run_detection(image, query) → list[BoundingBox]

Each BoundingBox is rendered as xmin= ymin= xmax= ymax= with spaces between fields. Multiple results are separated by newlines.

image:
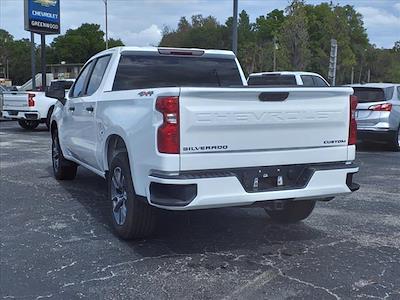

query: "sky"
xmin=0 ymin=0 xmax=399 ymax=49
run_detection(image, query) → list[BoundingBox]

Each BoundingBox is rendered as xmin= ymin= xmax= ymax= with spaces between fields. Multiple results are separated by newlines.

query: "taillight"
xmin=156 ymin=96 xmax=180 ymax=154
xmin=349 ymin=95 xmax=358 ymax=145
xmin=368 ymin=103 xmax=392 ymax=111
xmin=28 ymin=93 xmax=35 ymax=107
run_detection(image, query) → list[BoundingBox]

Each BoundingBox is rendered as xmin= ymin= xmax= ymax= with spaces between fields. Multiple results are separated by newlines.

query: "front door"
xmin=64 ymin=55 xmax=111 ymax=171
xmin=60 ymin=60 xmax=94 ymax=160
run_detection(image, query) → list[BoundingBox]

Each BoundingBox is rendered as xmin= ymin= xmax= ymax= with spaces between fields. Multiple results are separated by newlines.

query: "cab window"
xmin=301 ymin=75 xmax=314 ymax=86
xmin=312 ymin=76 xmax=328 ymax=87
xmin=247 ymin=74 xmax=296 ymax=86
xmin=70 ymin=61 xmax=94 ymax=98
xmin=86 ymin=55 xmax=111 ymax=96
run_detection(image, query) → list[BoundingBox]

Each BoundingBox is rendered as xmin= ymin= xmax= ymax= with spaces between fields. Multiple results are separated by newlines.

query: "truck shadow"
xmin=356 ymin=142 xmax=394 ymax=152
xmin=51 ymin=166 xmax=327 ymax=257
xmin=0 ymin=121 xmax=49 ymax=133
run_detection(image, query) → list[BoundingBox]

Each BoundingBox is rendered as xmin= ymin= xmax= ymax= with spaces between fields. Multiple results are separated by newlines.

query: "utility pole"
xmin=232 ymin=0 xmax=238 ymax=55
xmin=40 ymin=34 xmax=46 ymax=90
xmin=31 ymin=32 xmax=36 ymax=90
xmin=328 ymin=39 xmax=338 ymax=86
xmin=350 ymin=67 xmax=354 ymax=84
xmin=367 ymin=69 xmax=370 ymax=83
xmin=6 ymin=58 xmax=9 ymax=79
xmin=273 ymin=37 xmax=278 ymax=71
xmin=104 ymin=0 xmax=109 ymax=49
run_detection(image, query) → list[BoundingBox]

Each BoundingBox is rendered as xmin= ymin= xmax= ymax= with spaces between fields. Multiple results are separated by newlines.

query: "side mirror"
xmin=46 ymin=85 xmax=66 ymax=105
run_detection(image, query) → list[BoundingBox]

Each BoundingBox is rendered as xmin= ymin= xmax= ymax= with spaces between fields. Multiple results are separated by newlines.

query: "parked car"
xmin=349 ymin=83 xmax=400 ymax=151
xmin=247 ymin=71 xmax=330 ymax=87
xmin=47 ymin=47 xmax=359 ymax=239
xmin=0 ymin=85 xmax=6 ymax=119
xmin=1 ymin=79 xmax=74 ymax=130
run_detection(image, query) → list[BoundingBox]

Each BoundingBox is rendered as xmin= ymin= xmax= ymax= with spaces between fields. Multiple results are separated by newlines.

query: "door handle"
xmin=68 ymin=106 xmax=75 ymax=112
xmin=86 ymin=106 xmax=94 ymax=112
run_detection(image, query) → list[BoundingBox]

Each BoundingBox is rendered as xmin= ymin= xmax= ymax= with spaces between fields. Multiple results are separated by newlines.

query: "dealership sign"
xmin=24 ymin=0 xmax=60 ymax=34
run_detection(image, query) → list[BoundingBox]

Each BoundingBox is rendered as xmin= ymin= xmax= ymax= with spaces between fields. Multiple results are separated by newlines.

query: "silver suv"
xmin=350 ymin=83 xmax=400 ymax=151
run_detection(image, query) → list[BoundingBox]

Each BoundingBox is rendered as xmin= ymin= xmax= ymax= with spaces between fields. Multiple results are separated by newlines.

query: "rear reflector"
xmin=156 ymin=96 xmax=180 ymax=154
xmin=368 ymin=103 xmax=392 ymax=111
xmin=349 ymin=95 xmax=358 ymax=145
xmin=28 ymin=93 xmax=35 ymax=107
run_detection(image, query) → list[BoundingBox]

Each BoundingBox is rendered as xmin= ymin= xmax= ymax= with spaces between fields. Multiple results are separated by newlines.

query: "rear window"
xmin=248 ymin=74 xmax=297 ymax=86
xmin=112 ymin=54 xmax=243 ymax=91
xmin=353 ymin=87 xmax=394 ymax=103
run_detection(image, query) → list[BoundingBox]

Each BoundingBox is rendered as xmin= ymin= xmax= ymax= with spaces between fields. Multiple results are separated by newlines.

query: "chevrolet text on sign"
xmin=24 ymin=0 xmax=60 ymax=34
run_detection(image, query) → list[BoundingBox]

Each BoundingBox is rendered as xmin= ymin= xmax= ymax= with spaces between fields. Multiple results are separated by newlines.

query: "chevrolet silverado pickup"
xmin=47 ymin=47 xmax=359 ymax=239
xmin=2 ymin=79 xmax=74 ymax=130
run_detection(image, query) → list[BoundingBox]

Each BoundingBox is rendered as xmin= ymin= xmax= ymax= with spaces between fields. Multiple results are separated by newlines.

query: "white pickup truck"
xmin=48 ymin=47 xmax=359 ymax=239
xmin=2 ymin=79 xmax=74 ymax=130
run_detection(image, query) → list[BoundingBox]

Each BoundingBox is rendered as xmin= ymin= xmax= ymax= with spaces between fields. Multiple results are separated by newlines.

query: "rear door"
xmin=179 ymin=87 xmax=352 ymax=170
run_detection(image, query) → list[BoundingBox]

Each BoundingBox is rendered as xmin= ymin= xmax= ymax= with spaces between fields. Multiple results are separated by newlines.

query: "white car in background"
xmin=0 ymin=85 xmax=8 ymax=120
xmin=1 ymin=79 xmax=74 ymax=130
xmin=248 ymin=71 xmax=330 ymax=87
xmin=349 ymin=83 xmax=400 ymax=151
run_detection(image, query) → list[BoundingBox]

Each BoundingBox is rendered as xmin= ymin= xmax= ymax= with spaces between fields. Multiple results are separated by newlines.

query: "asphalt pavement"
xmin=0 ymin=121 xmax=399 ymax=299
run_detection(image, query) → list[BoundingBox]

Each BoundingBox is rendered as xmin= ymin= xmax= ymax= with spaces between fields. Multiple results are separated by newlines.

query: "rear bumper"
xmin=2 ymin=110 xmax=41 ymax=120
xmin=146 ymin=162 xmax=359 ymax=210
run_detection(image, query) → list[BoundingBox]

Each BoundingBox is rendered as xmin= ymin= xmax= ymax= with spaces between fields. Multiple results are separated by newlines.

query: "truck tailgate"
xmin=2 ymin=92 xmax=30 ymax=109
xmin=179 ymin=87 xmax=353 ymax=170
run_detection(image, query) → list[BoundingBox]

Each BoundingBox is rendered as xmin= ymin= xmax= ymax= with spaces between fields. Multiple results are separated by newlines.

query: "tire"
xmin=265 ymin=200 xmax=316 ymax=223
xmin=52 ymin=130 xmax=77 ymax=180
xmin=18 ymin=119 xmax=39 ymax=130
xmin=108 ymin=152 xmax=156 ymax=239
xmin=46 ymin=106 xmax=54 ymax=130
xmin=388 ymin=126 xmax=400 ymax=152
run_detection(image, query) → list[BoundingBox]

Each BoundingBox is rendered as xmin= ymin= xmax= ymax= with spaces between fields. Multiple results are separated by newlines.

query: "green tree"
xmin=7 ymin=39 xmax=33 ymax=84
xmin=255 ymin=9 xmax=285 ymax=44
xmin=159 ymin=15 xmax=227 ymax=49
xmin=49 ymin=23 xmax=123 ymax=64
xmin=0 ymin=29 xmax=34 ymax=84
xmin=254 ymin=10 xmax=286 ymax=72
xmin=0 ymin=29 xmax=14 ymax=65
xmin=278 ymin=0 xmax=310 ymax=70
xmin=108 ymin=38 xmax=124 ymax=48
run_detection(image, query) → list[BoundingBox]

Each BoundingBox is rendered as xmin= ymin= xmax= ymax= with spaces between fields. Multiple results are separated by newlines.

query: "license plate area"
xmin=239 ymin=165 xmax=313 ymax=193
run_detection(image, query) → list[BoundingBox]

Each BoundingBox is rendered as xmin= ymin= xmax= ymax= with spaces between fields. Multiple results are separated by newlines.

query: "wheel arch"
xmin=47 ymin=104 xmax=55 ymax=116
xmin=105 ymin=134 xmax=129 ymax=170
xmin=50 ymin=120 xmax=58 ymax=136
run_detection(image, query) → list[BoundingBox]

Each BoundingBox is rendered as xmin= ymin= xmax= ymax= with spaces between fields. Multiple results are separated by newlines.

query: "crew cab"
xmin=48 ymin=47 xmax=359 ymax=239
xmin=1 ymin=79 xmax=74 ymax=130
xmin=248 ymin=71 xmax=329 ymax=87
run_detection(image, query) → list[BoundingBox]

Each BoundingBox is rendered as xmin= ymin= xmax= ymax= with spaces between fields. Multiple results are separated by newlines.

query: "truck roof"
xmin=348 ymin=83 xmax=399 ymax=88
xmin=93 ymin=46 xmax=236 ymax=59
xmin=249 ymin=71 xmax=324 ymax=77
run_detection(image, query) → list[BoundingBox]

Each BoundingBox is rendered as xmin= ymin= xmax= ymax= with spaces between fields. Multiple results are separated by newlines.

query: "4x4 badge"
xmin=138 ymin=91 xmax=154 ymax=97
